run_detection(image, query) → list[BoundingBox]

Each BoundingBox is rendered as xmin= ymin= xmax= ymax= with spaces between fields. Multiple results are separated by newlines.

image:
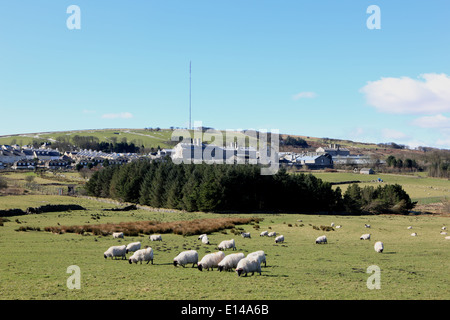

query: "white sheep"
xmin=241 ymin=232 xmax=251 ymax=238
xmin=218 ymin=252 xmax=245 ymax=272
xmin=336 ymin=225 xmax=342 ymax=229
xmin=267 ymin=231 xmax=277 ymax=237
xmin=411 ymin=232 xmax=417 ymax=236
xmin=198 ymin=234 xmax=207 ymax=240
xmin=202 ymin=235 xmax=210 ymax=245
xmin=104 ymin=245 xmax=127 ymax=260
xmin=364 ymin=224 xmax=371 ymax=228
xmin=247 ymin=250 xmax=266 ymax=267
xmin=331 ymin=222 xmax=335 ymax=227
xmin=218 ymin=239 xmax=236 ymax=251
xmin=260 ymin=231 xmax=268 ymax=237
xmin=407 ymin=226 xmax=413 ymax=229
xmin=442 ymin=226 xmax=447 ymax=231
xmin=198 ymin=251 xmax=225 ymax=271
xmin=112 ymin=232 xmax=124 ymax=239
xmin=440 ymin=231 xmax=448 ymax=235
xmin=173 ymin=250 xmax=198 ymax=268
xmin=149 ymin=234 xmax=162 ymax=241
xmin=315 ymin=235 xmax=327 ymax=244
xmin=360 ymin=233 xmax=371 ymax=240
xmin=235 ymin=256 xmax=262 ymax=277
xmin=126 ymin=241 xmax=141 ymax=253
xmin=128 ymin=247 xmax=154 ymax=265
xmin=374 ymin=241 xmax=384 ymax=253
xmin=275 ymin=235 xmax=284 ymax=243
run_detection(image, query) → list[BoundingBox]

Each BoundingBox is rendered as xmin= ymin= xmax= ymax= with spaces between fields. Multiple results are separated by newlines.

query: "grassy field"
xmin=0 ymin=128 xmax=257 ymax=150
xmin=0 ymin=194 xmax=449 ymax=300
xmin=310 ymin=171 xmax=450 ymax=205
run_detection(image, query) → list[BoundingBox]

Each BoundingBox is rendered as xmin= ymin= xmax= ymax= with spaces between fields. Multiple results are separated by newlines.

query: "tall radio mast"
xmin=189 ymin=61 xmax=192 ymax=130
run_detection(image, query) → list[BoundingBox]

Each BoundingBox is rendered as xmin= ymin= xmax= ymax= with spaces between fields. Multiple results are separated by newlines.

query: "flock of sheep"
xmin=103 ymin=221 xmax=449 ymax=276
xmin=103 ymin=231 xmax=269 ymax=276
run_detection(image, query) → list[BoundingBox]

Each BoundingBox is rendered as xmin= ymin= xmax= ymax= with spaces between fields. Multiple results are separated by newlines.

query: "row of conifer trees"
xmin=85 ymin=159 xmax=415 ymax=214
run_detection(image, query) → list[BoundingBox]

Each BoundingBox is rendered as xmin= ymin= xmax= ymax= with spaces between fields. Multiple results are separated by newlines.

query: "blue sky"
xmin=1 ymin=1 xmax=449 ymax=149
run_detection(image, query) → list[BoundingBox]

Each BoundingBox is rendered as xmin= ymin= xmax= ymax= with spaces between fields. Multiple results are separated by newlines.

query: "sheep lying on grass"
xmin=173 ymin=250 xmax=198 ymax=268
xmin=247 ymin=250 xmax=266 ymax=267
xmin=198 ymin=251 xmax=225 ymax=271
xmin=218 ymin=239 xmax=236 ymax=251
xmin=129 ymin=247 xmax=153 ymax=265
xmin=235 ymin=256 xmax=262 ymax=277
xmin=360 ymin=234 xmax=371 ymax=240
xmin=104 ymin=245 xmax=127 ymax=260
xmin=218 ymin=253 xmax=245 ymax=272
xmin=126 ymin=241 xmax=141 ymax=253
xmin=150 ymin=234 xmax=162 ymax=241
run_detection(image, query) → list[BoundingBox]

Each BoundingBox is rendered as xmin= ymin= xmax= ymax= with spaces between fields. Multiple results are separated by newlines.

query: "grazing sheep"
xmin=275 ymin=235 xmax=284 ymax=243
xmin=128 ymin=247 xmax=154 ymax=265
xmin=374 ymin=241 xmax=384 ymax=253
xmin=235 ymin=256 xmax=262 ymax=277
xmin=411 ymin=232 xmax=417 ymax=236
xmin=247 ymin=250 xmax=266 ymax=267
xmin=441 ymin=231 xmax=448 ymax=235
xmin=336 ymin=225 xmax=342 ymax=229
xmin=260 ymin=231 xmax=268 ymax=237
xmin=360 ymin=234 xmax=371 ymax=240
xmin=407 ymin=226 xmax=413 ymax=229
xmin=364 ymin=224 xmax=371 ymax=228
xmin=173 ymin=250 xmax=198 ymax=268
xmin=149 ymin=234 xmax=162 ymax=241
xmin=442 ymin=226 xmax=447 ymax=231
xmin=315 ymin=235 xmax=327 ymax=244
xmin=267 ymin=232 xmax=277 ymax=237
xmin=198 ymin=234 xmax=207 ymax=240
xmin=126 ymin=241 xmax=141 ymax=253
xmin=241 ymin=232 xmax=251 ymax=239
xmin=218 ymin=252 xmax=245 ymax=272
xmin=202 ymin=235 xmax=210 ymax=245
xmin=218 ymin=239 xmax=236 ymax=251
xmin=112 ymin=232 xmax=124 ymax=239
xmin=198 ymin=251 xmax=225 ymax=271
xmin=331 ymin=222 xmax=335 ymax=227
xmin=104 ymin=245 xmax=127 ymax=260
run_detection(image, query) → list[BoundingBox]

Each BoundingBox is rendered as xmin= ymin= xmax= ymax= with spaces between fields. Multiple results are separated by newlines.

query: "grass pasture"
xmin=311 ymin=172 xmax=450 ymax=205
xmin=0 ymin=195 xmax=449 ymax=300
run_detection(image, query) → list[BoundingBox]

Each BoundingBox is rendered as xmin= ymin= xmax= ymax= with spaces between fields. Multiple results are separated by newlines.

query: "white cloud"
xmin=292 ymin=92 xmax=317 ymax=100
xmin=360 ymin=73 xmax=450 ymax=114
xmin=411 ymin=114 xmax=450 ymax=128
xmin=381 ymin=128 xmax=408 ymax=140
xmin=101 ymin=112 xmax=133 ymax=119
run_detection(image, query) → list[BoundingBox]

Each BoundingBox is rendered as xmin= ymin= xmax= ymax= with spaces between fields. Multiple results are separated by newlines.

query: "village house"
xmin=45 ymin=160 xmax=69 ymax=170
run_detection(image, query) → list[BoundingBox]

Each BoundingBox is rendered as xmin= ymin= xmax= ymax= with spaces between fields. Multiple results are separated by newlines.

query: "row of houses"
xmin=0 ymin=145 xmax=137 ymax=171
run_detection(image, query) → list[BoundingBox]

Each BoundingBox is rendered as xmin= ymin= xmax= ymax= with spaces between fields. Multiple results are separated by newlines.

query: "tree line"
xmin=84 ymin=159 xmax=415 ymax=214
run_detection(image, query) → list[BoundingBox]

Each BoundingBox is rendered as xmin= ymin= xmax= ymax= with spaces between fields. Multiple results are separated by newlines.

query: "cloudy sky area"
xmin=0 ymin=1 xmax=449 ymax=149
